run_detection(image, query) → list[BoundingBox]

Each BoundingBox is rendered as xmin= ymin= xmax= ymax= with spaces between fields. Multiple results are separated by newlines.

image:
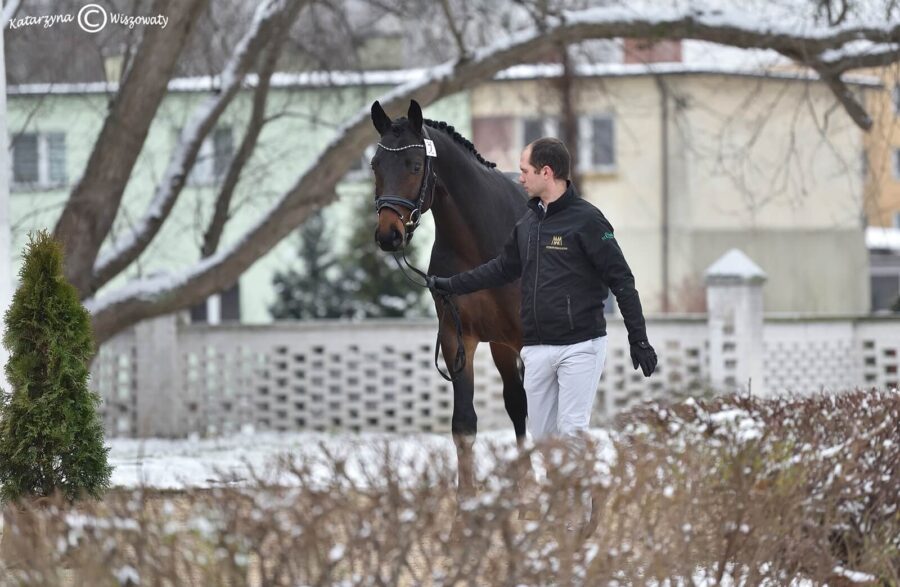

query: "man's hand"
xmin=630 ymin=340 xmax=657 ymax=377
xmin=426 ymin=275 xmax=453 ymax=296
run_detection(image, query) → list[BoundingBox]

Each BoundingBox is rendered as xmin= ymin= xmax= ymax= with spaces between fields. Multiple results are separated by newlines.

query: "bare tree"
xmin=6 ymin=0 xmax=899 ymax=343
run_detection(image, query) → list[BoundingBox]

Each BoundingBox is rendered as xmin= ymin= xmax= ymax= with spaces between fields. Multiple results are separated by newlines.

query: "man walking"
xmin=427 ymin=137 xmax=657 ymax=445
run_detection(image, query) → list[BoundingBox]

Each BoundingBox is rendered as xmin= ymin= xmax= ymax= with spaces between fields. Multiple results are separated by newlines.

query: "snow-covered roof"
xmin=867 ymin=226 xmax=900 ymax=251
xmin=496 ymin=62 xmax=881 ymax=86
xmin=7 ymin=62 xmax=881 ymax=96
xmin=705 ymin=249 xmax=767 ymax=283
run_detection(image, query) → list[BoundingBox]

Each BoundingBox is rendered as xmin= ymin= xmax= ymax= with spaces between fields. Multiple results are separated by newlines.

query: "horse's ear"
xmin=408 ymin=100 xmax=423 ymax=134
xmin=371 ymin=101 xmax=392 ymax=135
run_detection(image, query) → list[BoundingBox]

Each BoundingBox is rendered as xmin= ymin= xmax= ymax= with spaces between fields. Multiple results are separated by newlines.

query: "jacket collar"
xmin=527 ymin=181 xmax=578 ymax=218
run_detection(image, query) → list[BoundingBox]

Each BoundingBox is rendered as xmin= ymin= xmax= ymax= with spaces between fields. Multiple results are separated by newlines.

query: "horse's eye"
xmin=413 ymin=163 xmax=422 ymax=173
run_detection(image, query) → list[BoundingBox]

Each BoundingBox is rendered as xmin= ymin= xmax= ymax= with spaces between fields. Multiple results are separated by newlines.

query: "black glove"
xmin=630 ymin=340 xmax=657 ymax=377
xmin=426 ymin=275 xmax=454 ymax=296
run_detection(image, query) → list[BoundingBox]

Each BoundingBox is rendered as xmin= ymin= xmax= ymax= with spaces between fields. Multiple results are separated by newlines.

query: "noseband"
xmin=374 ymin=126 xmax=438 ymax=243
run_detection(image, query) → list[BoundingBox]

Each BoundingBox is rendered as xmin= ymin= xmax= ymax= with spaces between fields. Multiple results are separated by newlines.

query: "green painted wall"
xmin=7 ymin=84 xmax=470 ymax=323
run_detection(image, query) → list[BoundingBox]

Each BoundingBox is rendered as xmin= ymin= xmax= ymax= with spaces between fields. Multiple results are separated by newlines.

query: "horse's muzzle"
xmin=375 ymin=226 xmax=405 ymax=252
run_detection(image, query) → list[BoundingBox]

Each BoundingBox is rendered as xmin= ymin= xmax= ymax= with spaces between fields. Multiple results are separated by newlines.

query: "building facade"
xmin=6 ymin=64 xmax=881 ymax=322
xmin=472 ymin=65 xmax=875 ymax=315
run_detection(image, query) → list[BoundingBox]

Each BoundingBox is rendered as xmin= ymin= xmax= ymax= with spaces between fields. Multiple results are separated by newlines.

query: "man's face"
xmin=518 ymin=146 xmax=545 ymax=197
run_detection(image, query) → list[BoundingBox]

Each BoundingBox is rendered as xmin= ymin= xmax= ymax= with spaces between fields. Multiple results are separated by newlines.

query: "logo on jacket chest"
xmin=546 ymin=235 xmax=568 ymax=251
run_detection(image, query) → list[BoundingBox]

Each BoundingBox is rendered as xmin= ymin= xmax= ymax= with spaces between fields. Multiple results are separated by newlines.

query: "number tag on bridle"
xmin=423 ymin=138 xmax=437 ymax=158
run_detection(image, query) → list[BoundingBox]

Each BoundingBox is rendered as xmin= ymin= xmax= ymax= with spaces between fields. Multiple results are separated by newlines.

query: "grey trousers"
xmin=519 ymin=336 xmax=607 ymax=441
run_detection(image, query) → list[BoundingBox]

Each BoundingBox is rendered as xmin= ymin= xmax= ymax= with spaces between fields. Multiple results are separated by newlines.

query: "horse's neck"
xmin=429 ymin=134 xmax=514 ymax=265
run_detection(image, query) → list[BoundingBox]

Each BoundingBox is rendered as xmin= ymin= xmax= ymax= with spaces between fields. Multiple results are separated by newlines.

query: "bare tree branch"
xmin=84 ymin=4 xmax=900 ymax=343
xmin=821 ymin=43 xmax=900 ymax=73
xmin=0 ymin=0 xmax=23 ymax=29
xmin=52 ymin=0 xmax=209 ymax=295
xmin=817 ymin=71 xmax=873 ymax=129
xmin=438 ymin=0 xmax=469 ymax=59
xmin=89 ymin=0 xmax=308 ymax=295
xmin=199 ymin=7 xmax=298 ymax=258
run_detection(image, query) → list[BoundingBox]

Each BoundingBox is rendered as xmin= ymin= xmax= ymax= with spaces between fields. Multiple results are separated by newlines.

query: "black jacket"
xmin=448 ymin=183 xmax=648 ymax=346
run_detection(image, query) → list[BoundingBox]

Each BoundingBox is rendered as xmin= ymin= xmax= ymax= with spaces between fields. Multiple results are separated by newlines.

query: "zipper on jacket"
xmin=532 ymin=217 xmax=543 ymax=343
xmin=566 ymin=294 xmax=574 ymax=331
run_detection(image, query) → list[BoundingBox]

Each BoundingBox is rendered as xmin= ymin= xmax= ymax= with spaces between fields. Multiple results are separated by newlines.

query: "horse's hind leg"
xmin=489 ymin=343 xmax=527 ymax=447
xmin=490 ymin=342 xmax=539 ymax=519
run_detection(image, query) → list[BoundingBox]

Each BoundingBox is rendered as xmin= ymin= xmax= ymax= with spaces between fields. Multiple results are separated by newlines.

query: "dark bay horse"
xmin=370 ymin=100 xmax=527 ymax=495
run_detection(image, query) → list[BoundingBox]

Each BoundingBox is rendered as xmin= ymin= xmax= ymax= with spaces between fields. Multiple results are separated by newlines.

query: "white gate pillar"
xmin=705 ymin=249 xmax=767 ymax=395
xmin=135 ymin=314 xmax=185 ymax=437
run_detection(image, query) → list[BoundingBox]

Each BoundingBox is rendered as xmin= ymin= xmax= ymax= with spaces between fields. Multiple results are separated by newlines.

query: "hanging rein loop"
xmin=374 ymin=127 xmax=466 ymax=382
xmin=391 ymin=251 xmax=466 ymax=382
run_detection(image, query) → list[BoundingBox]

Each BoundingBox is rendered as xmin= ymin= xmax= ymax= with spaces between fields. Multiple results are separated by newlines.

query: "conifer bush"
xmin=0 ymin=231 xmax=111 ymax=502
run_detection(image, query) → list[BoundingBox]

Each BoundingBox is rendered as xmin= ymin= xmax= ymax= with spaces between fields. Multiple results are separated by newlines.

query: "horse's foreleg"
xmin=440 ymin=329 xmax=480 ymax=498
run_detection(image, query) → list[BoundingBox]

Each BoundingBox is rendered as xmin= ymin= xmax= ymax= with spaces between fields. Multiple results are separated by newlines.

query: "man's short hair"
xmin=528 ymin=137 xmax=570 ymax=181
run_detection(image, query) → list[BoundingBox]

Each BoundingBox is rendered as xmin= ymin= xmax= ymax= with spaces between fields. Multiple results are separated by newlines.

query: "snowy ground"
xmin=107 ymin=429 xmax=616 ymax=490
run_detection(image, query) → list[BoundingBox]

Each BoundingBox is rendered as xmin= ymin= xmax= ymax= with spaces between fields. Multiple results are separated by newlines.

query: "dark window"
xmin=189 ymin=282 xmax=241 ymax=323
xmin=871 ymin=274 xmax=900 ymax=311
xmin=47 ymin=132 xmax=67 ymax=183
xmin=591 ymin=118 xmax=615 ymax=168
xmin=523 ymin=119 xmax=545 ymax=146
xmin=893 ymin=83 xmax=900 ymax=116
xmin=12 ymin=133 xmax=39 ymax=184
xmin=189 ymin=299 xmax=208 ymax=323
xmin=184 ymin=126 xmax=233 ymax=186
xmin=212 ymin=127 xmax=233 ymax=180
xmin=221 ymin=282 xmax=241 ymax=322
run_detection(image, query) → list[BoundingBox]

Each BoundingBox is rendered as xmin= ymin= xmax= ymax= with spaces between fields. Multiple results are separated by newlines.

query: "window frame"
xmin=871 ymin=270 xmax=900 ymax=312
xmin=519 ymin=115 xmax=617 ymax=174
xmin=10 ymin=131 xmax=68 ymax=192
xmin=183 ymin=126 xmax=233 ymax=187
xmin=578 ymin=115 xmax=616 ymax=174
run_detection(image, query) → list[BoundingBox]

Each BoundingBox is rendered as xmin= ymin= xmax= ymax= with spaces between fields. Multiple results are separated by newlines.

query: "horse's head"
xmin=369 ymin=99 xmax=434 ymax=252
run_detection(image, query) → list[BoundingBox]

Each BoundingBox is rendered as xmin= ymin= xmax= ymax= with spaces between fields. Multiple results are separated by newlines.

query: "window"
xmin=522 ymin=118 xmax=559 ymax=148
xmin=894 ymin=148 xmax=900 ymax=180
xmin=185 ymin=127 xmax=233 ymax=186
xmin=871 ymin=274 xmax=900 ymax=312
xmin=10 ymin=132 xmax=67 ymax=190
xmin=893 ymin=83 xmax=900 ymax=116
xmin=344 ymin=144 xmax=377 ymax=181
xmin=520 ymin=116 xmax=616 ymax=173
xmin=190 ymin=282 xmax=241 ymax=324
xmin=579 ymin=116 xmax=616 ymax=172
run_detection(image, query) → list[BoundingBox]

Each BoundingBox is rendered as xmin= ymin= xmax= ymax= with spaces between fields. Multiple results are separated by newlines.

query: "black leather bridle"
xmin=373 ymin=126 xmax=438 ymax=244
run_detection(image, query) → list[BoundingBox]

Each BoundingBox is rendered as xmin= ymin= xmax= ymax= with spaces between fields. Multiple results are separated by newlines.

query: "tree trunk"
xmin=53 ymin=0 xmax=209 ymax=296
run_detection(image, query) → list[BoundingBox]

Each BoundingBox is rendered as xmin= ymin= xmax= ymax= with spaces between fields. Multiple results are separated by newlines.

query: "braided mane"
xmin=423 ymin=119 xmax=496 ymax=169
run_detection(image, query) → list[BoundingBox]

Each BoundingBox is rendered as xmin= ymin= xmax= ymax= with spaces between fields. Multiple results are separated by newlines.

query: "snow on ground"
xmin=107 ymin=429 xmax=616 ymax=490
